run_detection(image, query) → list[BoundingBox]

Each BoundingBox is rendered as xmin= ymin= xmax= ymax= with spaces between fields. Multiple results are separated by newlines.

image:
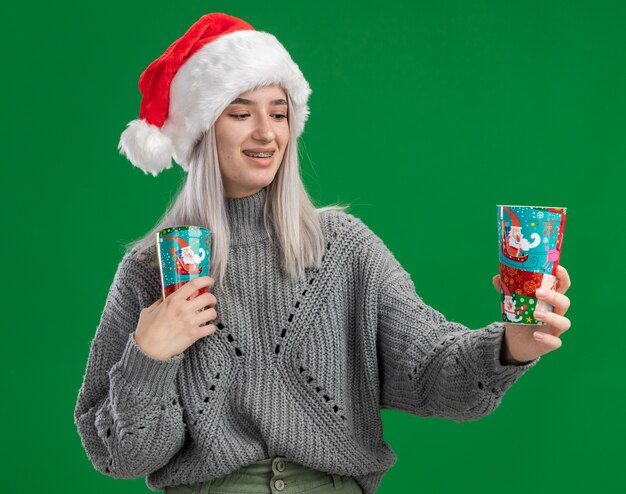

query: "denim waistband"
xmin=166 ymin=457 xmax=360 ymax=494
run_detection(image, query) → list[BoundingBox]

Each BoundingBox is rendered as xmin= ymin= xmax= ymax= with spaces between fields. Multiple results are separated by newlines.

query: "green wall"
xmin=3 ymin=1 xmax=623 ymax=492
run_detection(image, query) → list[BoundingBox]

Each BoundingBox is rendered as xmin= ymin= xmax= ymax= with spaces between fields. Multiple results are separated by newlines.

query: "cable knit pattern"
xmin=74 ymin=188 xmax=539 ymax=493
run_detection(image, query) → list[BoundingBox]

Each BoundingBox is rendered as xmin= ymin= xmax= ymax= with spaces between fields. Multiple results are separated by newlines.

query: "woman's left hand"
xmin=493 ymin=265 xmax=572 ymax=364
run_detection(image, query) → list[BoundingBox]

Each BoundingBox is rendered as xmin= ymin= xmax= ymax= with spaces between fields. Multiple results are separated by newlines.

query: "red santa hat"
xmin=160 ymin=236 xmax=189 ymax=249
xmin=503 ymin=207 xmax=521 ymax=228
xmin=118 ymin=13 xmax=312 ymax=177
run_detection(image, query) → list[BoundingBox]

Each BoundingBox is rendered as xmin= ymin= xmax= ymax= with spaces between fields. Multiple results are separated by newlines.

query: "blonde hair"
xmin=123 ymin=93 xmax=350 ymax=284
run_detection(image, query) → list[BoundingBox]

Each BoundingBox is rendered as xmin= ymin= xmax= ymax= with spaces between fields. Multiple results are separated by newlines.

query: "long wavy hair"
xmin=123 ymin=92 xmax=350 ymax=284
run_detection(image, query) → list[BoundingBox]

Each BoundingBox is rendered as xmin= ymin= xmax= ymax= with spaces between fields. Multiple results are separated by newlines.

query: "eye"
xmin=228 ymin=114 xmax=250 ymax=120
xmin=271 ymin=114 xmax=288 ymax=120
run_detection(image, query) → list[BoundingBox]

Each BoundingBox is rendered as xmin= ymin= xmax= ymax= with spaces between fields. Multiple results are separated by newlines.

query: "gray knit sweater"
xmin=74 ymin=188 xmax=538 ymax=493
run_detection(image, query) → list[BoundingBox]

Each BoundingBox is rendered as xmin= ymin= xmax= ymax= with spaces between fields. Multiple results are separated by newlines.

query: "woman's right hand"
xmin=134 ymin=276 xmax=217 ymax=360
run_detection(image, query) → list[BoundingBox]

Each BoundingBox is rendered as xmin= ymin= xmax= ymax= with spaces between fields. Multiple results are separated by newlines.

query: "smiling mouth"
xmin=243 ymin=150 xmax=274 ymax=158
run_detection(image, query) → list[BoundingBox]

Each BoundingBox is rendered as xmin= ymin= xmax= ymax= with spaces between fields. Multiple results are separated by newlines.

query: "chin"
xmin=252 ymin=172 xmax=279 ymax=187
xmin=242 ymin=180 xmax=274 ymax=194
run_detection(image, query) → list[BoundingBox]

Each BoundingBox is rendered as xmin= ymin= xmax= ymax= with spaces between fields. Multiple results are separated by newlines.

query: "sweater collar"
xmin=225 ymin=187 xmax=272 ymax=245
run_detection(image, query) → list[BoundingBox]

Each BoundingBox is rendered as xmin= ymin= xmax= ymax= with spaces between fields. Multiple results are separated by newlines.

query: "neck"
xmin=225 ymin=187 xmax=271 ymax=245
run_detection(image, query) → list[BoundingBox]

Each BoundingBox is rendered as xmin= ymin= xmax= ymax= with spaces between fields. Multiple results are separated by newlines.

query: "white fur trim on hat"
xmin=165 ymin=30 xmax=311 ymax=171
xmin=118 ymin=119 xmax=174 ymax=177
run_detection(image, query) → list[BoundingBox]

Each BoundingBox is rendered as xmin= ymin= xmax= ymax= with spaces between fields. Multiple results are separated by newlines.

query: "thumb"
xmin=492 ymin=274 xmax=502 ymax=292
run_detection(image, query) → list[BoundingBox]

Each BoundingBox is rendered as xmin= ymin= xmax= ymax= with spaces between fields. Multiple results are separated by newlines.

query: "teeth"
xmin=244 ymin=151 xmax=273 ymax=158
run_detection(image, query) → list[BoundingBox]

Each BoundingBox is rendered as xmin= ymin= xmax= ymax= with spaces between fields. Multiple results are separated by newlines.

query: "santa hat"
xmin=160 ymin=236 xmax=189 ymax=249
xmin=118 ymin=13 xmax=312 ymax=177
xmin=503 ymin=207 xmax=521 ymax=228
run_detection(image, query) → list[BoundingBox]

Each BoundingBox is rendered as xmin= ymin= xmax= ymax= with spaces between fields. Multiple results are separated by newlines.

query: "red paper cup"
xmin=156 ymin=226 xmax=212 ymax=324
xmin=497 ymin=204 xmax=567 ymax=325
xmin=499 ymin=263 xmax=556 ymax=325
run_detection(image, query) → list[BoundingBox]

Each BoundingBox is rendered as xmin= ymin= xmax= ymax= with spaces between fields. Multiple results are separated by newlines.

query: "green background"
xmin=3 ymin=0 xmax=624 ymax=492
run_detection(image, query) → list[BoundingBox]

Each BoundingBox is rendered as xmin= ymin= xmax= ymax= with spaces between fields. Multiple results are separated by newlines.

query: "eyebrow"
xmin=230 ymin=97 xmax=288 ymax=106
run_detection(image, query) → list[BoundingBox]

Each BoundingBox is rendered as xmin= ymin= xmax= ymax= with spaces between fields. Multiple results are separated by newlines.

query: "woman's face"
xmin=215 ymin=85 xmax=290 ymax=199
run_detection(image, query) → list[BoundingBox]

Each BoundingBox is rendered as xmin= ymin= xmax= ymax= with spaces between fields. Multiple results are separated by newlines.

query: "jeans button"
xmin=276 ymin=460 xmax=286 ymax=472
xmin=274 ymin=479 xmax=285 ymax=491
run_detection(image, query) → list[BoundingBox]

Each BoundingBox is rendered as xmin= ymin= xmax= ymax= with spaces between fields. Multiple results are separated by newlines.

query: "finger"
xmin=535 ymin=288 xmax=570 ymax=315
xmin=194 ymin=307 xmax=218 ymax=325
xmin=175 ymin=276 xmax=215 ymax=301
xmin=191 ymin=323 xmax=217 ymax=340
xmin=533 ymin=310 xmax=571 ymax=336
xmin=493 ymin=274 xmax=502 ymax=292
xmin=190 ymin=292 xmax=217 ymax=312
xmin=555 ymin=265 xmax=571 ymax=294
xmin=187 ymin=290 xmax=199 ymax=300
xmin=533 ymin=330 xmax=563 ymax=353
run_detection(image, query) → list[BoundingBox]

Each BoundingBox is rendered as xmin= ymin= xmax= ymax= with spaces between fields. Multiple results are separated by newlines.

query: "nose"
xmin=252 ymin=114 xmax=276 ymax=142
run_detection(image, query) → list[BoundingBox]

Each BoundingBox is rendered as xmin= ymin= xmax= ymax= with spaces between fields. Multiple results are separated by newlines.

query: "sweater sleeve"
xmin=375 ymin=247 xmax=539 ymax=422
xmin=74 ymin=252 xmax=186 ymax=478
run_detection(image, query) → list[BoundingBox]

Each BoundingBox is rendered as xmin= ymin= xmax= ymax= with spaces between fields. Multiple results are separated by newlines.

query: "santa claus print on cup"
xmin=156 ymin=225 xmax=212 ymax=299
xmin=497 ymin=205 xmax=567 ymax=325
xmin=499 ymin=263 xmax=558 ymax=324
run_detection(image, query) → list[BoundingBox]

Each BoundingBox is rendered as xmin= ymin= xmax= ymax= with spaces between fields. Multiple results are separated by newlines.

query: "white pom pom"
xmin=118 ymin=119 xmax=174 ymax=177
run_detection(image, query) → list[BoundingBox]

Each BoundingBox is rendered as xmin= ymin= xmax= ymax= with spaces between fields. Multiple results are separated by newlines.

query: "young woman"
xmin=74 ymin=13 xmax=572 ymax=494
